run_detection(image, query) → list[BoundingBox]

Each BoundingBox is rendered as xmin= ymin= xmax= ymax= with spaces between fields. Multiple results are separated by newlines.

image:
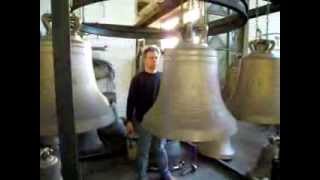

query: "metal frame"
xmin=248 ymin=3 xmax=280 ymax=19
xmin=81 ymin=23 xmax=179 ymax=39
xmin=72 ymin=0 xmax=249 ymax=38
xmin=207 ymin=0 xmax=248 ymax=35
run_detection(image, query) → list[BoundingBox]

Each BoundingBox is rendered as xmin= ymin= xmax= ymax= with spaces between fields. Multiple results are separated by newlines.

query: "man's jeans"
xmin=134 ymin=121 xmax=169 ymax=180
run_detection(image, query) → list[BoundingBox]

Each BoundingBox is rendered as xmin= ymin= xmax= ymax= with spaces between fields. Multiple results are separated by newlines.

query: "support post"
xmin=51 ymin=0 xmax=81 ymax=179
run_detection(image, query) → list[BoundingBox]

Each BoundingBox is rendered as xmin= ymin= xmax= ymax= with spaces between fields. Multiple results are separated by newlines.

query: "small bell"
xmin=40 ymin=147 xmax=62 ymax=180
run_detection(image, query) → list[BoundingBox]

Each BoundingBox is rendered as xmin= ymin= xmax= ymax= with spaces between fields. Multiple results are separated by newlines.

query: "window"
xmin=248 ymin=1 xmax=280 ymax=57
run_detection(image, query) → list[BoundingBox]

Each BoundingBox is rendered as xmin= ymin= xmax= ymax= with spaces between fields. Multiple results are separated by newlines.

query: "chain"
xmin=200 ymin=0 xmax=205 ymax=24
xmin=266 ymin=2 xmax=271 ymax=40
xmin=69 ymin=0 xmax=73 ymax=9
xmin=179 ymin=0 xmax=184 ymax=26
xmin=255 ymin=0 xmax=261 ymax=39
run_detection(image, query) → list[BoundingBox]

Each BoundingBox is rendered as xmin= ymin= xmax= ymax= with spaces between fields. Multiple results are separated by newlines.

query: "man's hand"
xmin=126 ymin=121 xmax=135 ymax=137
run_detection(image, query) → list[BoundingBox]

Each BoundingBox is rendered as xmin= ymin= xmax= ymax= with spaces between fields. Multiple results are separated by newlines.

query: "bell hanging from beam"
xmin=230 ymin=39 xmax=280 ymax=125
xmin=142 ymin=1 xmax=237 ymax=143
xmin=40 ymin=13 xmax=115 ymax=137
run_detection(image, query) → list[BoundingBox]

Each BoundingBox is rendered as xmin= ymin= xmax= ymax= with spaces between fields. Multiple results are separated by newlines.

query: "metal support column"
xmin=51 ymin=0 xmax=81 ymax=180
xmin=241 ymin=23 xmax=249 ymax=56
xmin=226 ymin=31 xmax=231 ymax=66
xmin=225 ymin=9 xmax=231 ymax=74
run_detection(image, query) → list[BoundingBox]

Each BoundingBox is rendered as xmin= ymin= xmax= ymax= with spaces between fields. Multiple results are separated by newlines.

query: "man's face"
xmin=144 ymin=51 xmax=160 ymax=71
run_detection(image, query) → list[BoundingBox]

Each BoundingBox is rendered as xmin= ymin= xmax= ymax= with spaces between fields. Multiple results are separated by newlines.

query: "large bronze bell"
xmin=142 ymin=25 xmax=237 ymax=142
xmin=230 ymin=39 xmax=280 ymax=125
xmin=40 ymin=14 xmax=115 ymax=136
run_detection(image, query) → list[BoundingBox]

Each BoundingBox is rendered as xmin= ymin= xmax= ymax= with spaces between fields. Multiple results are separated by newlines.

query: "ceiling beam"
xmin=136 ymin=0 xmax=187 ymax=27
xmin=71 ymin=0 xmax=109 ymax=11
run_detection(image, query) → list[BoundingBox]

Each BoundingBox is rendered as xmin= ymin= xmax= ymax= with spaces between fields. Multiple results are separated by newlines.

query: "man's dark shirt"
xmin=126 ymin=71 xmax=161 ymax=123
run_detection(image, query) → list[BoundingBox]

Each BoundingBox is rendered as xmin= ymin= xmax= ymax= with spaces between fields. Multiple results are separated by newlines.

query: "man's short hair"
xmin=142 ymin=45 xmax=161 ymax=59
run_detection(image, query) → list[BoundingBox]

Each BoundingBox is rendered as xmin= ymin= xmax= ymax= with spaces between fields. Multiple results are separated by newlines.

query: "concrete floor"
xmin=79 ymin=121 xmax=275 ymax=180
xmin=226 ymin=122 xmax=274 ymax=175
xmin=80 ymin=156 xmax=242 ymax=180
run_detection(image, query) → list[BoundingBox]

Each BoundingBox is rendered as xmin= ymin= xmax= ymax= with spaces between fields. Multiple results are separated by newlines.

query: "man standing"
xmin=126 ymin=45 xmax=174 ymax=180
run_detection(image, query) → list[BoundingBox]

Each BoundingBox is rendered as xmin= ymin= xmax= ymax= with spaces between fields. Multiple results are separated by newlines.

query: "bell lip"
xmin=197 ymin=132 xmax=236 ymax=160
xmin=233 ymin=109 xmax=280 ymax=125
xmin=198 ymin=142 xmax=236 ymax=160
xmin=141 ymin=124 xmax=237 ymax=143
xmin=198 ymin=150 xmax=235 ymax=160
xmin=40 ymin=110 xmax=116 ymax=136
xmin=238 ymin=118 xmax=280 ymax=125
